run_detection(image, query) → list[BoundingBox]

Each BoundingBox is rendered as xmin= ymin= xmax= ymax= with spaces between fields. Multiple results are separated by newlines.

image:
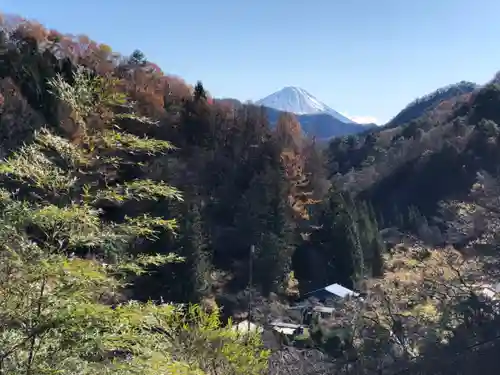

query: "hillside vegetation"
xmin=1 ymin=13 xmax=500 ymax=375
xmin=384 ymin=81 xmax=478 ymax=129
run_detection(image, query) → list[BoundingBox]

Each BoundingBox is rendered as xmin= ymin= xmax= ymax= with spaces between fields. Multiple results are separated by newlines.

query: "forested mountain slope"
xmin=384 ymin=81 xmax=478 ymax=128
xmin=0 ymin=16 xmax=325 ymax=306
xmin=327 ymin=76 xmax=500 ymax=248
xmin=0 ymin=16 xmax=272 ymax=374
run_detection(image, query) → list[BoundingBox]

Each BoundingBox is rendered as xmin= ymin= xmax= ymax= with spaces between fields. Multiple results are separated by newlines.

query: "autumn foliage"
xmin=0 ymin=12 xmax=324 ymax=303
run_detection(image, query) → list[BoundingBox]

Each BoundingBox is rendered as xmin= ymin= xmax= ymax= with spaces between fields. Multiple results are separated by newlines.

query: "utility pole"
xmin=247 ymin=244 xmax=255 ymax=334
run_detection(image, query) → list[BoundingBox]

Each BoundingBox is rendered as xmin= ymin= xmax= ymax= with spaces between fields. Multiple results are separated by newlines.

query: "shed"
xmin=269 ymin=321 xmax=304 ymax=336
xmin=302 ymin=283 xmax=359 ymax=301
xmin=312 ymin=305 xmax=335 ymax=319
xmin=231 ymin=320 xmax=263 ymax=334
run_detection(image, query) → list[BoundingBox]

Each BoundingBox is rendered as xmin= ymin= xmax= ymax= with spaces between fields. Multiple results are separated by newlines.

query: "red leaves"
xmin=2 ymin=12 xmax=216 ymax=118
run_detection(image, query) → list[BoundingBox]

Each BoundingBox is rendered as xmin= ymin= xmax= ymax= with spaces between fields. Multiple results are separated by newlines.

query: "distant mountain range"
xmin=217 ymin=87 xmax=376 ymax=140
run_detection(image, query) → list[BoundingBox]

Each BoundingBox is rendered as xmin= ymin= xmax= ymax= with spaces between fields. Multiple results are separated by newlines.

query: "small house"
xmin=302 ymin=283 xmax=360 ymax=302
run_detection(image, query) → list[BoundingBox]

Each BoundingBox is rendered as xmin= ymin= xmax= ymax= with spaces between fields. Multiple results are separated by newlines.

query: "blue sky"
xmin=2 ymin=0 xmax=500 ymax=124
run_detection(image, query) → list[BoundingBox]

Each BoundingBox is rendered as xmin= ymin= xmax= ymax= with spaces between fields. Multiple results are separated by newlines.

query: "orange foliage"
xmin=15 ymin=20 xmax=47 ymax=42
xmin=0 ymin=13 xmax=213 ymax=127
xmin=280 ymin=149 xmax=315 ymax=220
xmin=275 ymin=113 xmax=303 ymax=152
xmin=273 ymin=114 xmax=317 ymax=220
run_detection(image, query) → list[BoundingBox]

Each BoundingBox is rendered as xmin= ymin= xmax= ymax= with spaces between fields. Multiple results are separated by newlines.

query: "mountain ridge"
xmin=256 ymin=86 xmax=355 ymax=124
xmin=218 ymin=87 xmax=376 ymax=140
xmin=384 ymin=81 xmax=479 ymax=128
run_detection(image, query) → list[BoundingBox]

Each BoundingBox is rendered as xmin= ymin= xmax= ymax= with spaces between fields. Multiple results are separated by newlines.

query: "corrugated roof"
xmin=324 ymin=283 xmax=359 ymax=298
xmin=313 ymin=306 xmax=335 ymax=313
xmin=269 ymin=321 xmax=301 ymax=329
xmin=272 ymin=326 xmax=297 ymax=335
xmin=302 ymin=283 xmax=360 ymax=300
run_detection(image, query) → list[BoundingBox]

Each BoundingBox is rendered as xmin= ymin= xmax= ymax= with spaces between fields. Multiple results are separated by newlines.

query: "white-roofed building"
xmin=302 ymin=283 xmax=360 ymax=301
xmin=269 ymin=321 xmax=304 ymax=336
xmin=231 ymin=320 xmax=263 ymax=334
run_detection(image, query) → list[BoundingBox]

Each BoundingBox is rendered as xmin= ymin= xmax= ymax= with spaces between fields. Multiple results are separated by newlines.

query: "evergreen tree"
xmin=194 ymin=80 xmax=207 ymax=101
xmin=340 ymin=191 xmax=365 ymax=285
xmin=180 ymin=84 xmax=212 ymax=148
xmin=235 ymin=165 xmax=294 ymax=295
xmin=367 ymin=203 xmax=385 ymax=277
xmin=306 ymin=188 xmax=364 ymax=289
xmin=255 ymin=179 xmax=295 ymax=295
xmin=128 ymin=49 xmax=147 ymax=65
xmin=371 ymin=236 xmax=385 ymax=278
xmin=178 ymin=198 xmax=212 ymax=302
xmin=356 ymin=200 xmax=385 ymax=278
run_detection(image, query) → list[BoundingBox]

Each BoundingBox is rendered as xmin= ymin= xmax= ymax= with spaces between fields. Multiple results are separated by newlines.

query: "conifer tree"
xmin=356 ymin=200 xmax=385 ymax=278
xmin=307 ymin=188 xmax=363 ymax=289
xmin=235 ymin=165 xmax=294 ymax=295
xmin=176 ymin=197 xmax=212 ymax=302
xmin=343 ymin=192 xmax=365 ymax=283
xmin=194 ymin=80 xmax=207 ymax=101
xmin=128 ymin=49 xmax=147 ymax=66
xmin=371 ymin=236 xmax=385 ymax=278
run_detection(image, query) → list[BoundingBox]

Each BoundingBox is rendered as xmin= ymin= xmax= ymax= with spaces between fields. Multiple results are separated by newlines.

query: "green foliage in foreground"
xmin=0 ymin=204 xmax=269 ymax=374
xmin=0 ymin=67 xmax=269 ymax=374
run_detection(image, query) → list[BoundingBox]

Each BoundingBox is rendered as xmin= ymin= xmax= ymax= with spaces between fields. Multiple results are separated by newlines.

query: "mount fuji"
xmin=256 ymin=86 xmax=355 ymax=124
xmin=254 ymin=87 xmax=376 ymax=139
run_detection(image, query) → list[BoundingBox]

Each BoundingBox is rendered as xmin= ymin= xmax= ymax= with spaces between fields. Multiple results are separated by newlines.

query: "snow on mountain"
xmin=256 ymin=86 xmax=355 ymax=124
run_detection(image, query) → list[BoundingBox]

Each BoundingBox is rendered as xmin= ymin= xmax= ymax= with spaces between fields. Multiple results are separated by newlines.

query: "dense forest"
xmin=1 ymin=13 xmax=500 ymax=375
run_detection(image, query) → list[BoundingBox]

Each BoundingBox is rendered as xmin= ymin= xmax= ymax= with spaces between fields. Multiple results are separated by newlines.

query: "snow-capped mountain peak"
xmin=256 ymin=86 xmax=354 ymax=124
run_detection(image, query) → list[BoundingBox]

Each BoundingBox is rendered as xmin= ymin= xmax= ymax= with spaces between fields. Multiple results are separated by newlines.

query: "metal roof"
xmin=272 ymin=326 xmax=297 ymax=335
xmin=269 ymin=321 xmax=302 ymax=329
xmin=324 ymin=283 xmax=359 ymax=298
xmin=313 ymin=306 xmax=335 ymax=313
xmin=286 ymin=303 xmax=310 ymax=310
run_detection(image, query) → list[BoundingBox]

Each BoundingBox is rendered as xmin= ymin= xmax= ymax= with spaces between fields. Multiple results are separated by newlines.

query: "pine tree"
xmin=368 ymin=203 xmax=385 ymax=277
xmin=256 ymin=179 xmax=295 ymax=295
xmin=371 ymin=236 xmax=385 ymax=278
xmin=180 ymin=82 xmax=211 ymax=148
xmin=341 ymin=191 xmax=365 ymax=285
xmin=235 ymin=165 xmax=294 ymax=295
xmin=356 ymin=200 xmax=385 ymax=278
xmin=306 ymin=188 xmax=364 ymax=289
xmin=128 ymin=49 xmax=147 ymax=65
xmin=178 ymin=198 xmax=212 ymax=302
xmin=194 ymin=80 xmax=207 ymax=101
